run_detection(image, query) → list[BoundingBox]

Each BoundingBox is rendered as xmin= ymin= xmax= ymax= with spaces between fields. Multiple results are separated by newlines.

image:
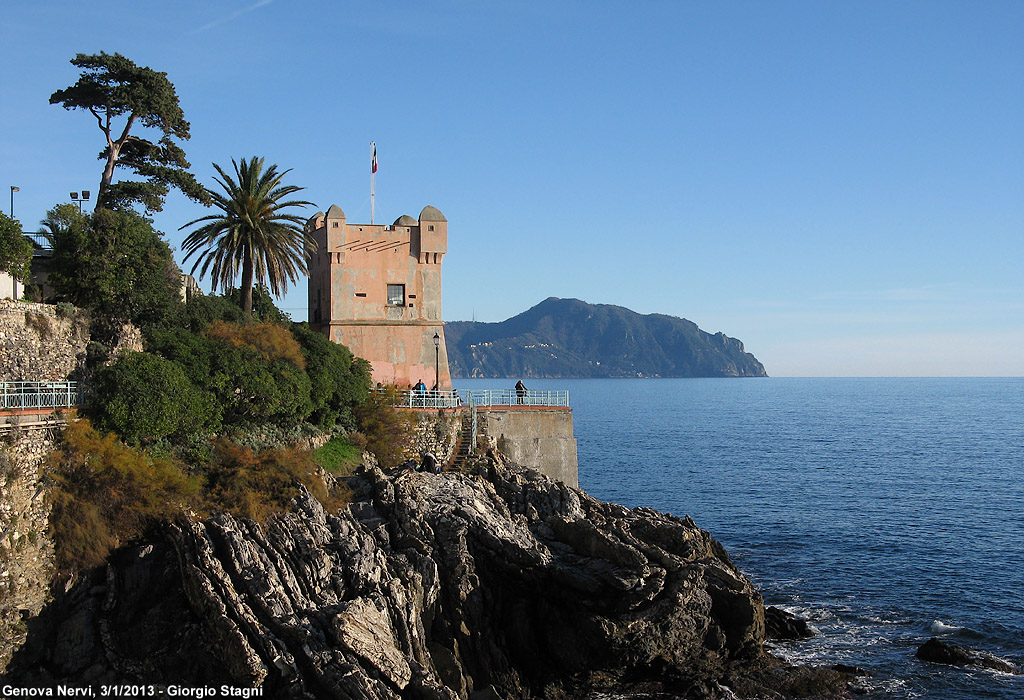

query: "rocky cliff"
xmin=445 ymin=298 xmax=767 ymax=378
xmin=3 ymin=457 xmax=845 ymax=699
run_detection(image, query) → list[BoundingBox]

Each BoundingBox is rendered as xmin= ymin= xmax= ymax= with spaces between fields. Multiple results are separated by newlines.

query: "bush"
xmin=206 ymin=320 xmax=306 ymax=368
xmin=355 ymin=386 xmax=416 ymax=468
xmin=201 ymin=439 xmax=343 ymax=520
xmin=0 ymin=212 xmax=32 ymax=285
xmin=47 ymin=207 xmax=183 ymax=329
xmin=292 ymin=323 xmax=371 ymax=430
xmin=89 ymin=351 xmax=221 ymax=444
xmin=46 ymin=420 xmax=200 ymax=577
xmin=201 ymin=321 xmax=313 ymax=427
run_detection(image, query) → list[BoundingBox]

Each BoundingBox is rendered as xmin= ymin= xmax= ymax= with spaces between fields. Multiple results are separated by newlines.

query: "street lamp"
xmin=433 ymin=332 xmax=441 ymax=392
xmin=9 ymin=186 xmax=19 ymax=218
xmin=70 ymin=190 xmax=90 ymax=212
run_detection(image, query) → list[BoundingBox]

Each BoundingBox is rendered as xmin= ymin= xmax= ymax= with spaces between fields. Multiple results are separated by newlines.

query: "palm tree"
xmin=180 ymin=157 xmax=314 ymax=314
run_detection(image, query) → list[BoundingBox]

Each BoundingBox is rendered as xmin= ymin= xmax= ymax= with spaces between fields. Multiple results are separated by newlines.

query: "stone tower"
xmin=306 ymin=204 xmax=451 ymax=389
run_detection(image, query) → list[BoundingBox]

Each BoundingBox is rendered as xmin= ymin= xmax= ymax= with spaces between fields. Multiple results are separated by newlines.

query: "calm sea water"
xmin=457 ymin=377 xmax=1024 ymax=699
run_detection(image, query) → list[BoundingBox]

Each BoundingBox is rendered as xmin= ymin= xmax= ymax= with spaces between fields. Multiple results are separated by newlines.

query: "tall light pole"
xmin=433 ymin=332 xmax=441 ymax=391
xmin=9 ymin=186 xmax=18 ymax=218
xmin=70 ymin=190 xmax=90 ymax=212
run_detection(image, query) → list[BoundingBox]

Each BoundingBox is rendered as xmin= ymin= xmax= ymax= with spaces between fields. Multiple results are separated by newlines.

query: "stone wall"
xmin=0 ymin=300 xmax=91 ymax=382
xmin=409 ymin=411 xmax=461 ymax=465
xmin=0 ymin=427 xmax=56 ymax=673
xmin=478 ymin=408 xmax=578 ymax=487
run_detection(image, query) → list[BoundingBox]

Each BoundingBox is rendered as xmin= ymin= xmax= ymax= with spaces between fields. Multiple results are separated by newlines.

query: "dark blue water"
xmin=458 ymin=377 xmax=1024 ymax=699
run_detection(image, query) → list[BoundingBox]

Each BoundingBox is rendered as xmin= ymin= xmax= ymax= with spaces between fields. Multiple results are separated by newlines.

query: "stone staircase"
xmin=449 ymin=407 xmax=476 ymax=471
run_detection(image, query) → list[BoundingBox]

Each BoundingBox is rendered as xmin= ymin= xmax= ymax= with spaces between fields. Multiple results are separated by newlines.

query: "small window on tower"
xmin=387 ymin=284 xmax=405 ymax=306
xmin=428 ymin=225 xmax=435 ymax=231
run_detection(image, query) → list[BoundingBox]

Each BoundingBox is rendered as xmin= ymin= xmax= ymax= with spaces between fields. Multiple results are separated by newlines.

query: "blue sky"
xmin=2 ymin=1 xmax=1021 ymax=376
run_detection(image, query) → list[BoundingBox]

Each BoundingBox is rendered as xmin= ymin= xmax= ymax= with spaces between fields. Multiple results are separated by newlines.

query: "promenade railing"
xmin=462 ymin=389 xmax=569 ymax=408
xmin=378 ymin=388 xmax=570 ymax=409
xmin=1 ymin=381 xmax=82 ymax=411
xmin=388 ymin=389 xmax=462 ymax=410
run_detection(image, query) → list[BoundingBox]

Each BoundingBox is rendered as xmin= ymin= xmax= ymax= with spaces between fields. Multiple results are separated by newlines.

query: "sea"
xmin=457 ymin=377 xmax=1024 ymax=699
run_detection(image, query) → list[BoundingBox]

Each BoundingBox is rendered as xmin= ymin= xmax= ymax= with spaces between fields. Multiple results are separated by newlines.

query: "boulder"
xmin=764 ymin=606 xmax=814 ymax=641
xmin=916 ymin=638 xmax=1019 ymax=675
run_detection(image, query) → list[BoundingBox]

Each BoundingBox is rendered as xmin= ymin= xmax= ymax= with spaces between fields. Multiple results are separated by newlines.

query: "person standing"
xmin=514 ymin=379 xmax=527 ymax=405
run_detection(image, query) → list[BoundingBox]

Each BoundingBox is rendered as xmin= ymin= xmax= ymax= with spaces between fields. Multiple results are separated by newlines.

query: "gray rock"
xmin=916 ymin=638 xmax=1019 ymax=675
xmin=3 ymin=458 xmax=846 ymax=699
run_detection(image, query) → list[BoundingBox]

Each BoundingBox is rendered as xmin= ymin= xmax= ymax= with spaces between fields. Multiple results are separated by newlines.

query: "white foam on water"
xmin=930 ymin=619 xmax=962 ymax=634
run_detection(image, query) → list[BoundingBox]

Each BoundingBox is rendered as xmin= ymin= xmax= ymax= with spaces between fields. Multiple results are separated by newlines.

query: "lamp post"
xmin=9 ymin=186 xmax=18 ymax=218
xmin=70 ymin=191 xmax=90 ymax=212
xmin=433 ymin=332 xmax=440 ymax=392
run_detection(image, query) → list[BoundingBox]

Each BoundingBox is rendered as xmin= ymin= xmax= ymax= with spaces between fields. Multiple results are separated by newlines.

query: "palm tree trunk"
xmin=241 ymin=250 xmax=254 ymax=315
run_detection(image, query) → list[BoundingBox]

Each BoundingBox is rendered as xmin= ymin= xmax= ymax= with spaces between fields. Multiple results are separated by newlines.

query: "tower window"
xmin=387 ymin=284 xmax=405 ymax=306
xmin=428 ymin=225 xmax=435 ymax=231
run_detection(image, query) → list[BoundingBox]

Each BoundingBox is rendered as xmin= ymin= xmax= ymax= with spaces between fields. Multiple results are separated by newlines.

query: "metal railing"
xmin=463 ymin=389 xmax=570 ymax=408
xmin=1 ymin=381 xmax=82 ymax=410
xmin=388 ymin=389 xmax=462 ymax=409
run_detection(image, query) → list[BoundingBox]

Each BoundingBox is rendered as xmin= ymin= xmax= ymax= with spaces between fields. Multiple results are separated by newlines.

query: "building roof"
xmin=419 ymin=205 xmax=446 ymax=222
xmin=393 ymin=215 xmax=417 ymax=226
xmin=325 ymin=204 xmax=346 ymax=219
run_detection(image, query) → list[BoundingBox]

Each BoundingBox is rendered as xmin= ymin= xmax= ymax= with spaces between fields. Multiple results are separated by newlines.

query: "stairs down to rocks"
xmin=449 ymin=408 xmax=475 ymax=471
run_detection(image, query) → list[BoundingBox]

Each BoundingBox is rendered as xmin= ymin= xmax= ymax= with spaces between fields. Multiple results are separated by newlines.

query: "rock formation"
xmin=916 ymin=638 xmax=1019 ymax=675
xmin=3 ymin=458 xmax=847 ymax=698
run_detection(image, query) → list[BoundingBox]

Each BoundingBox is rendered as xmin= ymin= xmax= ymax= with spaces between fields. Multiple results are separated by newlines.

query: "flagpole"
xmin=370 ymin=141 xmax=375 ymax=225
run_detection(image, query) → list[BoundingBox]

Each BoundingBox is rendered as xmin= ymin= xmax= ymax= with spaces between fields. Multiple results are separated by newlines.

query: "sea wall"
xmin=478 ymin=408 xmax=578 ymax=487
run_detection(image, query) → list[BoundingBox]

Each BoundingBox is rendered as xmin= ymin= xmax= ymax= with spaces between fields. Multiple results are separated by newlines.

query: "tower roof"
xmin=325 ymin=204 xmax=346 ymax=219
xmin=393 ymin=214 xmax=417 ymax=226
xmin=419 ymin=205 xmax=446 ymax=222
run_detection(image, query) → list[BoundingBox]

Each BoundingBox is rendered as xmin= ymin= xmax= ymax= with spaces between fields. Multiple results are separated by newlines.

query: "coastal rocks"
xmin=4 ymin=458 xmax=848 ymax=698
xmin=915 ymin=638 xmax=1019 ymax=675
xmin=764 ymin=606 xmax=814 ymax=641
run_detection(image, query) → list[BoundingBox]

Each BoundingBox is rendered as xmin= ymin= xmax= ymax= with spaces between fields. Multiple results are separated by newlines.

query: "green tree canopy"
xmin=0 ymin=212 xmax=32 ymax=285
xmin=38 ymin=202 xmax=90 ymax=250
xmin=48 ymin=207 xmax=183 ymax=328
xmin=49 ymin=52 xmax=208 ymax=213
xmin=180 ymin=157 xmax=314 ymax=314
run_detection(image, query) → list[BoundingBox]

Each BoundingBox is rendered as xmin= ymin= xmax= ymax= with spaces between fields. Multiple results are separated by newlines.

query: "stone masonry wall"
xmin=0 ymin=427 xmax=57 ymax=673
xmin=409 ymin=411 xmax=461 ymax=465
xmin=0 ymin=300 xmax=91 ymax=382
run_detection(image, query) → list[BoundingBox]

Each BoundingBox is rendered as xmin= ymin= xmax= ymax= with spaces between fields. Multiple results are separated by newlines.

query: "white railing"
xmin=463 ymin=389 xmax=569 ymax=408
xmin=388 ymin=389 xmax=462 ymax=409
xmin=1 ymin=381 xmax=82 ymax=410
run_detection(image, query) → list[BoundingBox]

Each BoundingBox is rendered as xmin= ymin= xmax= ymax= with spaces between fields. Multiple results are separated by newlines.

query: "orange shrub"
xmin=204 ymin=320 xmax=306 ymax=368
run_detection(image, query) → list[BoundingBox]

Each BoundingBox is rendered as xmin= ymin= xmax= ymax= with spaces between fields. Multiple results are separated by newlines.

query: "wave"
xmin=931 ymin=620 xmax=963 ymax=634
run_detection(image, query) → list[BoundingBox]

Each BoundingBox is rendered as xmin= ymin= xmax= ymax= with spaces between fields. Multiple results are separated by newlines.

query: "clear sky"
xmin=2 ymin=1 xmax=1021 ymax=377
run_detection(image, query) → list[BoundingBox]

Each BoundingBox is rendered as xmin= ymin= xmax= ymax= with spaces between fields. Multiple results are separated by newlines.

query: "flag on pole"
xmin=371 ymin=142 xmax=378 ymax=174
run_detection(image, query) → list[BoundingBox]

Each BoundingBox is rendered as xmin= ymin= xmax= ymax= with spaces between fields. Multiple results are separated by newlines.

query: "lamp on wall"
xmin=433 ymin=332 xmax=441 ymax=391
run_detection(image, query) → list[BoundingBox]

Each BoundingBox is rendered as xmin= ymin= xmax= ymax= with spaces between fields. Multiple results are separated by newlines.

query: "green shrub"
xmin=47 ymin=207 xmax=183 ymax=329
xmin=292 ymin=323 xmax=371 ymax=430
xmin=89 ymin=351 xmax=221 ymax=444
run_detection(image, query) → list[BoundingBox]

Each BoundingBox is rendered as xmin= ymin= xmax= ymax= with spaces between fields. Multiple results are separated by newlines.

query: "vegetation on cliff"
xmin=446 ymin=297 xmax=768 ymax=378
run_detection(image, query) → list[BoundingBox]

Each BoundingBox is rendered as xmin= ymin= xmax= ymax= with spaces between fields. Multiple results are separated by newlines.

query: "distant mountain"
xmin=445 ymin=298 xmax=767 ymax=378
